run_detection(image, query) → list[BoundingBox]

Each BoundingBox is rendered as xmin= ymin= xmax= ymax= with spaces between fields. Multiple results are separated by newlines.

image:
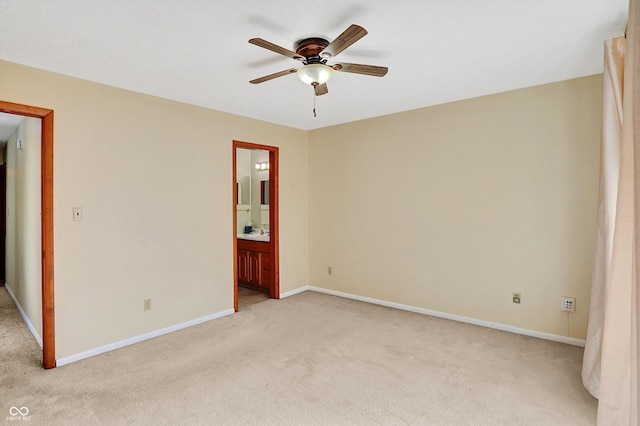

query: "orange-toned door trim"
xmin=0 ymin=100 xmax=55 ymax=369
xmin=232 ymin=140 xmax=280 ymax=311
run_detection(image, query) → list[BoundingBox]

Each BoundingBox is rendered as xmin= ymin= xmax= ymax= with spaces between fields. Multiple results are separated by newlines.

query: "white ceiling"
xmin=0 ymin=0 xmax=628 ymax=131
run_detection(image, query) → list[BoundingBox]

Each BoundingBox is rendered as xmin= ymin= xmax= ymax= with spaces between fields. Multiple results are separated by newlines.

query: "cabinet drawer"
xmin=237 ymin=239 xmax=270 ymax=253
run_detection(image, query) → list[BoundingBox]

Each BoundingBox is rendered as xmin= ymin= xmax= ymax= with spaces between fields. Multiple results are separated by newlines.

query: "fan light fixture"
xmin=297 ymin=64 xmax=333 ymax=86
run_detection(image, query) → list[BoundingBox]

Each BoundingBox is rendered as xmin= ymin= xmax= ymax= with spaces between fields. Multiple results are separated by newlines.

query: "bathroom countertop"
xmin=237 ymin=233 xmax=270 ymax=242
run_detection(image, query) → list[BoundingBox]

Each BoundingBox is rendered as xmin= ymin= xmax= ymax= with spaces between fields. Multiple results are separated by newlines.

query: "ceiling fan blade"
xmin=320 ymin=24 xmax=367 ymax=58
xmin=332 ymin=62 xmax=388 ymax=77
xmin=314 ymin=83 xmax=328 ymax=96
xmin=249 ymin=38 xmax=304 ymax=61
xmin=250 ymin=68 xmax=299 ymax=84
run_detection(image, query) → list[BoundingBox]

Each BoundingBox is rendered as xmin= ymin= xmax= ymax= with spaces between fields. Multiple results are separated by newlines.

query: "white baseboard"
xmin=308 ymin=286 xmax=586 ymax=347
xmin=54 ymin=285 xmax=584 ymax=367
xmin=57 ymin=308 xmax=235 ymax=367
xmin=4 ymin=283 xmax=43 ymax=348
xmin=279 ymin=285 xmax=310 ymax=299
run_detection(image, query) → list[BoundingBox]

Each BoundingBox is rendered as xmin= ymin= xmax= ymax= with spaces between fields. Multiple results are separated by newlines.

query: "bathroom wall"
xmin=236 ymin=148 xmax=252 ymax=234
xmin=250 ymin=149 xmax=270 ymax=229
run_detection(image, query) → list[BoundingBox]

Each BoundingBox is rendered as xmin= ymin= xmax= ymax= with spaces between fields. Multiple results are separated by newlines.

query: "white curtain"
xmin=582 ymin=0 xmax=640 ymax=424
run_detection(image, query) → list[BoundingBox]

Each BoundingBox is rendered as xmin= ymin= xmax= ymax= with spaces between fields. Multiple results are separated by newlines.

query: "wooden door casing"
xmin=232 ymin=141 xmax=279 ymax=311
xmin=0 ymin=100 xmax=55 ymax=369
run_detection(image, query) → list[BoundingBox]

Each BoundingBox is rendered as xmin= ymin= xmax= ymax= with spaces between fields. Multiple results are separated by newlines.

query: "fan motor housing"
xmin=294 ymin=37 xmax=330 ymax=63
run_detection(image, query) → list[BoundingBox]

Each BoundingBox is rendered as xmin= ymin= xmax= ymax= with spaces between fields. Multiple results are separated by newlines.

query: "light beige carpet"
xmin=1 ymin=286 xmax=596 ymax=425
xmin=1 ymin=286 xmax=42 ymax=380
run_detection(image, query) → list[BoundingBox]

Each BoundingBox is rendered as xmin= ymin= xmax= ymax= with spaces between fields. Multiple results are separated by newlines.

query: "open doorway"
xmin=0 ymin=101 xmax=55 ymax=369
xmin=232 ymin=140 xmax=279 ymax=312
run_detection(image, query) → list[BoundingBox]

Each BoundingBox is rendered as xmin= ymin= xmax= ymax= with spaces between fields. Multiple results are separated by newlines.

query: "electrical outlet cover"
xmin=561 ymin=296 xmax=576 ymax=312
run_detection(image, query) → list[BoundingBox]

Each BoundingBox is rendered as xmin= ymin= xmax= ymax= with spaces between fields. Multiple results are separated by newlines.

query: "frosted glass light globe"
xmin=297 ymin=64 xmax=333 ymax=85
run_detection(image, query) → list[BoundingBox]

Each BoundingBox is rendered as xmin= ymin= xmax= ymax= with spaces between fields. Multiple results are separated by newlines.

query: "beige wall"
xmin=0 ymin=57 xmax=601 ymax=361
xmin=308 ymin=75 xmax=601 ymax=340
xmin=0 ymin=60 xmax=309 ymax=359
xmin=5 ymin=117 xmax=43 ymax=339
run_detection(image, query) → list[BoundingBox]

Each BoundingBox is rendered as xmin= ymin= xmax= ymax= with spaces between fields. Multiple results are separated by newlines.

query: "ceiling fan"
xmin=248 ymin=24 xmax=388 ymax=96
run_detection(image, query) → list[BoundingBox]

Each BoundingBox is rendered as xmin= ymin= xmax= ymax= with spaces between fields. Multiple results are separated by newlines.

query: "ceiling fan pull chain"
xmin=313 ymin=91 xmax=317 ymax=118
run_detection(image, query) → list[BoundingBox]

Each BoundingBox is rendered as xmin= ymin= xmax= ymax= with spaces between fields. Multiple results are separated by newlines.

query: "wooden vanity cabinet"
xmin=237 ymin=239 xmax=271 ymax=291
